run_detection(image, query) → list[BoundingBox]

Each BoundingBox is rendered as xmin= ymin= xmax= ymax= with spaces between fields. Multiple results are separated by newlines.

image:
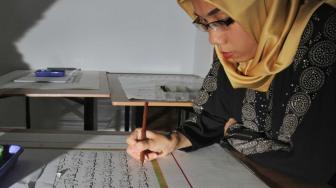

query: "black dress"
xmin=177 ymin=3 xmax=336 ymax=184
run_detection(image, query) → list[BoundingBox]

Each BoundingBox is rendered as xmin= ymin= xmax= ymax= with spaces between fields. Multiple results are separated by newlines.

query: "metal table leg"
xmin=84 ymin=98 xmax=97 ymax=130
xmin=124 ymin=106 xmax=130 ymax=131
xmin=177 ymin=107 xmax=190 ymax=129
xmin=25 ymin=97 xmax=31 ymax=129
xmin=134 ymin=106 xmax=144 ymax=129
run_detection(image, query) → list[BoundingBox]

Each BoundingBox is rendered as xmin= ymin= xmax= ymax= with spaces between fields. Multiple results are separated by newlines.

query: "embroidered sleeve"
xmin=177 ymin=52 xmax=244 ymax=151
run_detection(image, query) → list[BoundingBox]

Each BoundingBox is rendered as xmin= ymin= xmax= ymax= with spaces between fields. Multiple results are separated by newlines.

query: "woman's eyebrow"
xmin=207 ymin=8 xmax=221 ymax=16
xmin=193 ymin=8 xmax=221 ymax=18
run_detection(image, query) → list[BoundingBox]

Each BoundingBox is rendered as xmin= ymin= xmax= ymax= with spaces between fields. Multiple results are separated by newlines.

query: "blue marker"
xmin=34 ymin=69 xmax=65 ymax=77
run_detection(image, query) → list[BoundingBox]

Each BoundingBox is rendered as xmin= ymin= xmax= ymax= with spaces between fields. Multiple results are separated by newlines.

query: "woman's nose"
xmin=208 ymin=30 xmax=227 ymax=45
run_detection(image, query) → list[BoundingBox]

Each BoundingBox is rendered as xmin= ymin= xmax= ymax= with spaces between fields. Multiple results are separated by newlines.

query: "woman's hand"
xmin=224 ymin=118 xmax=237 ymax=136
xmin=126 ymin=128 xmax=180 ymax=161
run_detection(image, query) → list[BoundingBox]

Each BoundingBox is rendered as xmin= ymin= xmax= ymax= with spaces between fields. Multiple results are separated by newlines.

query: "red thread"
xmin=171 ymin=153 xmax=193 ymax=188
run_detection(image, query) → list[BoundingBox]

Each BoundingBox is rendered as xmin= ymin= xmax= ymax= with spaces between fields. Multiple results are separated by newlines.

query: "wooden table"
xmin=0 ymin=70 xmax=110 ymax=130
xmin=107 ymin=73 xmax=200 ymax=131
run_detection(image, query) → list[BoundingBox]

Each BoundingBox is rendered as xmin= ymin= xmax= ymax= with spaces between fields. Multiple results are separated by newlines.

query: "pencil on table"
xmin=140 ymin=101 xmax=149 ymax=166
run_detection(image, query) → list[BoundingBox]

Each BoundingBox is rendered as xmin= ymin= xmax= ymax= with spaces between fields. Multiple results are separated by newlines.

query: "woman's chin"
xmin=225 ymin=57 xmax=237 ymax=64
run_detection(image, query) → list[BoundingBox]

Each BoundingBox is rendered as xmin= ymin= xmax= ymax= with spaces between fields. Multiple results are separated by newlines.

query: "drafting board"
xmin=0 ymin=70 xmax=100 ymax=90
xmin=0 ymin=131 xmax=267 ymax=188
xmin=118 ymin=74 xmax=203 ymax=101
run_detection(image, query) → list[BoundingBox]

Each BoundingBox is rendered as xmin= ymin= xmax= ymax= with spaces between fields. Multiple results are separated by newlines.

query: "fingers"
xmin=144 ymin=130 xmax=157 ymax=139
xmin=134 ymin=138 xmax=156 ymax=152
xmin=126 ymin=146 xmax=140 ymax=160
xmin=224 ymin=118 xmax=237 ymax=136
xmin=145 ymin=152 xmax=158 ymax=161
xmin=126 ymin=128 xmax=141 ymax=145
xmin=156 ymin=150 xmax=170 ymax=158
xmin=128 ymin=129 xmax=156 ymax=141
xmin=127 ymin=146 xmax=159 ymax=161
xmin=126 ymin=129 xmax=173 ymax=161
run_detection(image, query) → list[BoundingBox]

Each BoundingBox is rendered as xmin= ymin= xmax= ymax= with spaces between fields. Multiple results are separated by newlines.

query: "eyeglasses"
xmin=193 ymin=17 xmax=234 ymax=32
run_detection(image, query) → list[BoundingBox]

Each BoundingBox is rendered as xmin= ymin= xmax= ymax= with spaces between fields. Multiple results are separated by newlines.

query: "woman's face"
xmin=191 ymin=0 xmax=257 ymax=63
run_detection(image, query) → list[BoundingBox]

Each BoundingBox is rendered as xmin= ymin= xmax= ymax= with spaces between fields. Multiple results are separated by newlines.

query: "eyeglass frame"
xmin=192 ymin=17 xmax=235 ymax=32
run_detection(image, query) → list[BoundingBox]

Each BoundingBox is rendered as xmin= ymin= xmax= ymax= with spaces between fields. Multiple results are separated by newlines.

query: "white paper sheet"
xmin=164 ymin=144 xmax=268 ymax=188
xmin=9 ymin=149 xmax=160 ymax=188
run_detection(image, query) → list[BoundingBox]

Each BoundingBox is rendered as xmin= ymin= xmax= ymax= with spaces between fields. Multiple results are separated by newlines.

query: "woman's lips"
xmin=222 ymin=52 xmax=233 ymax=59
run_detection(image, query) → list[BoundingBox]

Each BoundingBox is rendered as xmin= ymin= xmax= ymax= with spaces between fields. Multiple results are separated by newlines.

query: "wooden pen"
xmin=140 ymin=101 xmax=149 ymax=166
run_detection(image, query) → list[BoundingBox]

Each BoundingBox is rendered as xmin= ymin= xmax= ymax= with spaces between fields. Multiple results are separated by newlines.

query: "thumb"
xmin=144 ymin=130 xmax=157 ymax=139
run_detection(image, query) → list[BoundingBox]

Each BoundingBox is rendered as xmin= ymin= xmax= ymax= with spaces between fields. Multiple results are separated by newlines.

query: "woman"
xmin=127 ymin=0 xmax=336 ymax=185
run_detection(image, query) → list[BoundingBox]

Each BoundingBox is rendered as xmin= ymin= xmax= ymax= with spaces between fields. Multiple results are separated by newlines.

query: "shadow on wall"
xmin=0 ymin=0 xmax=56 ymax=75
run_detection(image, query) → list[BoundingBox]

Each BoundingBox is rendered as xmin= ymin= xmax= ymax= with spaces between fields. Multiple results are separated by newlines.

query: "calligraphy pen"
xmin=140 ymin=101 xmax=149 ymax=166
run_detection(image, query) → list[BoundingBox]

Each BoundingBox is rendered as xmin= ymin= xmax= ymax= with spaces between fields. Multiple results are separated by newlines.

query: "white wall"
xmin=0 ymin=0 xmax=212 ymax=129
xmin=16 ymin=0 xmax=198 ymax=74
xmin=193 ymin=31 xmax=213 ymax=76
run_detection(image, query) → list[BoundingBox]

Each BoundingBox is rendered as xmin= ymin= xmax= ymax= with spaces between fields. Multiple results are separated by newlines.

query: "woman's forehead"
xmin=191 ymin=0 xmax=227 ymax=18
